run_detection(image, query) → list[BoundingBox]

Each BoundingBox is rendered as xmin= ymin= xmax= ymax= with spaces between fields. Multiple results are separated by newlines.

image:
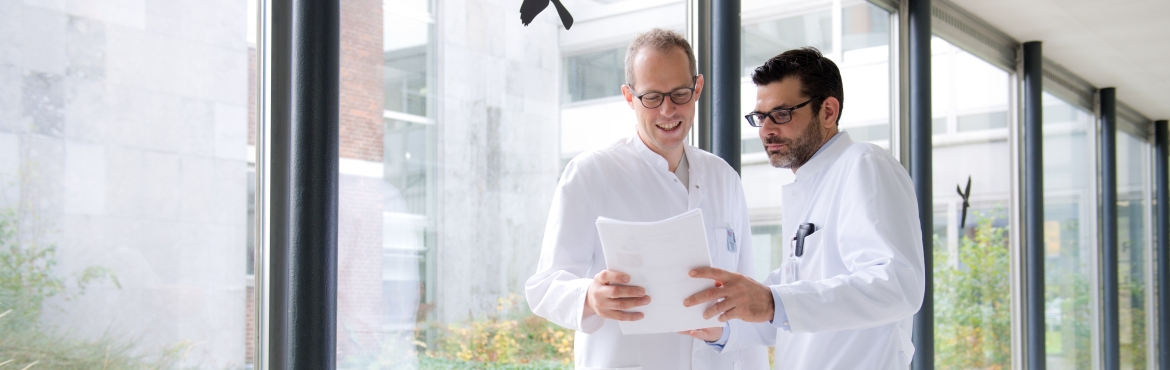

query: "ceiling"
xmin=949 ymin=0 xmax=1170 ymax=121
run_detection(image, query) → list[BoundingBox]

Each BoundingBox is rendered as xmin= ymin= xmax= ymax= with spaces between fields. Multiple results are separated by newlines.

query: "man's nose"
xmin=658 ymin=99 xmax=677 ymax=116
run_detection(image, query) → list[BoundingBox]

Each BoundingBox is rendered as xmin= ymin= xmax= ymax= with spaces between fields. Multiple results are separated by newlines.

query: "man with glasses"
xmin=680 ymin=47 xmax=926 ymax=368
xmin=525 ymin=28 xmax=768 ymax=369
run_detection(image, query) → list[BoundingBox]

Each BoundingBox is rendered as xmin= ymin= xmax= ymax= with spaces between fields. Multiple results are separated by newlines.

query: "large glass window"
xmin=930 ymin=36 xmax=1013 ymax=368
xmin=739 ymin=0 xmax=893 ymax=281
xmin=351 ymin=1 xmax=690 ymax=368
xmin=1118 ymin=131 xmax=1152 ymax=370
xmin=0 ymin=0 xmax=254 ymax=367
xmin=559 ymin=3 xmax=686 ymax=170
xmin=1041 ymin=91 xmax=1097 ymax=368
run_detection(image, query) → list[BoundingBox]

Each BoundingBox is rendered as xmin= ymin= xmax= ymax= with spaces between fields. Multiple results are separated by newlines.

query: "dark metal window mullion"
xmin=710 ymin=0 xmax=740 ymax=173
xmin=1021 ymin=41 xmax=1045 ymax=370
xmin=1155 ymin=119 xmax=1169 ymax=370
xmin=1100 ymin=87 xmax=1119 ymax=370
xmin=262 ymin=0 xmax=340 ymax=369
xmin=906 ymin=0 xmax=934 ymax=369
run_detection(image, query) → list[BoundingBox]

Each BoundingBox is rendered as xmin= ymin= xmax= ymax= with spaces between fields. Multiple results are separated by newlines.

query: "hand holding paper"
xmin=594 ymin=209 xmax=722 ymax=335
xmin=584 ymin=270 xmax=649 ymax=321
xmin=684 ymin=267 xmax=776 ymax=323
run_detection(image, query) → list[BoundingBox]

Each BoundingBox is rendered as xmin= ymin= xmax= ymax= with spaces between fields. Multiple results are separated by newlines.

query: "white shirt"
xmin=720 ymin=132 xmax=926 ymax=369
xmin=525 ymin=133 xmax=769 ymax=370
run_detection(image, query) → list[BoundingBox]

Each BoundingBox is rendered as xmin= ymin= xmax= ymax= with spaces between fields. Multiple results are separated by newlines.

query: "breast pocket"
xmin=795 ymin=228 xmax=826 ymax=280
xmin=711 ymin=226 xmax=739 ymax=271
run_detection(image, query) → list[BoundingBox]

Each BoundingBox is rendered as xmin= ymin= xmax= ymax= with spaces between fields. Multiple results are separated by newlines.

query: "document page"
xmin=595 ymin=208 xmax=722 ymax=335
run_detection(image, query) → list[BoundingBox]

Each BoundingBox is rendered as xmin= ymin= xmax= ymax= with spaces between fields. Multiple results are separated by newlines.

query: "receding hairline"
xmin=624 ymin=28 xmax=698 ymax=88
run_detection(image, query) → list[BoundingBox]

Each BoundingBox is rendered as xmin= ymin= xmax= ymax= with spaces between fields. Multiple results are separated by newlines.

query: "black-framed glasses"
xmin=744 ymin=98 xmax=817 ymax=127
xmin=628 ymin=79 xmax=698 ymax=109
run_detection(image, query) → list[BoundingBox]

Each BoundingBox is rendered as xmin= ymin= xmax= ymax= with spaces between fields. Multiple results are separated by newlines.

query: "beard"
xmin=765 ymin=115 xmax=825 ymax=169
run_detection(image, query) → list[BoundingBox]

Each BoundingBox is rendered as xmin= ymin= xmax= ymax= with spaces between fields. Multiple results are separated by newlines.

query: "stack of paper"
xmin=595 ymin=209 xmax=722 ymax=335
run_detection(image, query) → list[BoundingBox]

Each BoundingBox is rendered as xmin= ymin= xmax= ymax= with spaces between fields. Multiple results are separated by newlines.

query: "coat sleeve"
xmin=774 ymin=153 xmax=926 ymax=333
xmin=524 ymin=159 xmax=606 ymax=333
xmin=720 ymin=273 xmax=781 ymax=352
xmin=720 ymin=170 xmax=780 ymax=352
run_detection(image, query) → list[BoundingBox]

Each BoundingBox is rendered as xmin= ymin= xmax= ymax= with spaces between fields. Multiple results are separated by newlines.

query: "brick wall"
xmin=337 ymin=0 xmax=386 ymax=362
xmin=340 ymin=0 xmax=384 ymax=162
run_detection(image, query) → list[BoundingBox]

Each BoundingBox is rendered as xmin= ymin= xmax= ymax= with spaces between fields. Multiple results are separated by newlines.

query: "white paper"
xmin=595 ymin=208 xmax=722 ymax=335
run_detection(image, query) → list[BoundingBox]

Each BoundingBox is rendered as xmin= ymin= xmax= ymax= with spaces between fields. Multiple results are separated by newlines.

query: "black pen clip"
xmin=794 ymin=223 xmax=816 ymax=257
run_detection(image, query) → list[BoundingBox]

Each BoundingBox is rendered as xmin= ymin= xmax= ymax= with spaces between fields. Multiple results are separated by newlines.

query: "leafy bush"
xmin=422 ymin=294 xmax=573 ymax=369
xmin=934 ymin=217 xmax=1011 ymax=369
xmin=0 ymin=207 xmax=189 ymax=369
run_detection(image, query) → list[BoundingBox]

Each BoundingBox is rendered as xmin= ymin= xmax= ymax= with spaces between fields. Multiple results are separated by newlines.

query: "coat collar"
xmin=629 ymin=132 xmax=708 ymax=206
xmin=793 ymin=131 xmax=853 ymax=181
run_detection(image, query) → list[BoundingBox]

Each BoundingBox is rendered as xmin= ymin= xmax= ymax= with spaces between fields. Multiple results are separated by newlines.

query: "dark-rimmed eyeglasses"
xmin=628 ymin=80 xmax=698 ymax=109
xmin=744 ymin=98 xmax=816 ymax=127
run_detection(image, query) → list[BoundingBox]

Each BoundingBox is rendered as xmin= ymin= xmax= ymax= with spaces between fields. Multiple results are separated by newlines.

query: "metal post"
xmin=694 ymin=0 xmax=713 ymax=151
xmin=1022 ymin=41 xmax=1045 ymax=370
xmin=711 ymin=0 xmax=740 ymax=173
xmin=1100 ymin=87 xmax=1119 ymax=370
xmin=263 ymin=0 xmax=339 ymax=368
xmin=907 ymin=0 xmax=933 ymax=369
xmin=1155 ymin=119 xmax=1169 ymax=370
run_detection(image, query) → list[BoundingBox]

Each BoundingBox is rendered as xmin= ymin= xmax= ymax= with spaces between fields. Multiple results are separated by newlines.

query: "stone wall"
xmin=0 ymin=0 xmax=249 ymax=367
xmin=434 ymin=0 xmax=562 ymax=324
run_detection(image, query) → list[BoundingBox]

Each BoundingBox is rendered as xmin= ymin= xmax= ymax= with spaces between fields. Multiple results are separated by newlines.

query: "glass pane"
xmin=384 ymin=12 xmax=430 ymax=116
xmin=563 ymin=47 xmax=626 ymax=103
xmin=348 ymin=1 xmax=692 ymax=368
xmin=559 ymin=3 xmax=686 ymax=171
xmin=0 ymin=0 xmax=256 ymax=367
xmin=739 ymin=1 xmax=893 ymax=283
xmin=1041 ymin=91 xmax=1096 ymax=368
xmin=931 ymin=36 xmax=1013 ymax=368
xmin=1118 ymin=131 xmax=1151 ymax=370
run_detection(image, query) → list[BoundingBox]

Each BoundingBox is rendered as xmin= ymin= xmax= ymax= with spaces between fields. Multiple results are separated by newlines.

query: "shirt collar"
xmin=794 ymin=131 xmax=851 ymax=180
xmin=630 ymin=132 xmax=705 ymax=182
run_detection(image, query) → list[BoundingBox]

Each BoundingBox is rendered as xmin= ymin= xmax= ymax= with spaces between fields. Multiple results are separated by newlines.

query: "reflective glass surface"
xmin=739 ymin=0 xmax=893 ymax=282
xmin=0 ymin=0 xmax=255 ymax=367
xmin=1118 ymin=131 xmax=1152 ymax=370
xmin=1041 ymin=91 xmax=1097 ymax=368
xmin=930 ymin=36 xmax=1013 ymax=368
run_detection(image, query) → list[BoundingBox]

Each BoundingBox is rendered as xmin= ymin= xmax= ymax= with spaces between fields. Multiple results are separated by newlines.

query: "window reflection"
xmin=1041 ymin=91 xmax=1096 ymax=368
xmin=930 ymin=36 xmax=1013 ymax=368
xmin=1118 ymin=131 xmax=1151 ymax=370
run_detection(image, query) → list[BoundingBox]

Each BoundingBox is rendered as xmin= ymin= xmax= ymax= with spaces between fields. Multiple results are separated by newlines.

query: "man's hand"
xmin=679 ymin=326 xmax=723 ymax=342
xmin=683 ymin=267 xmax=774 ymax=323
xmin=584 ymin=270 xmax=650 ymax=321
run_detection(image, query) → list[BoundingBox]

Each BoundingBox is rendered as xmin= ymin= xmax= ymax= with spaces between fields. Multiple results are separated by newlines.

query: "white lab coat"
xmin=525 ymin=134 xmax=769 ymax=370
xmin=721 ymin=132 xmax=925 ymax=369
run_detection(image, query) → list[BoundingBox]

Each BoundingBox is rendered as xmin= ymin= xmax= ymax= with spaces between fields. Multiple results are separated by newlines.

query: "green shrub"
xmin=422 ymin=294 xmax=573 ymax=369
xmin=934 ymin=217 xmax=1011 ymax=369
xmin=0 ymin=207 xmax=189 ymax=369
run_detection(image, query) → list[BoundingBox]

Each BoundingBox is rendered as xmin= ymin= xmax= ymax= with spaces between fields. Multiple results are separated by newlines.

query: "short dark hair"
xmin=750 ymin=47 xmax=844 ymax=124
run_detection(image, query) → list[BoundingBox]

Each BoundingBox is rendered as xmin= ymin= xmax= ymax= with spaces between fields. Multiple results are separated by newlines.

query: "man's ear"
xmin=622 ymin=84 xmax=635 ymax=110
xmin=820 ymin=97 xmax=840 ymax=128
xmin=693 ymin=74 xmax=705 ymax=101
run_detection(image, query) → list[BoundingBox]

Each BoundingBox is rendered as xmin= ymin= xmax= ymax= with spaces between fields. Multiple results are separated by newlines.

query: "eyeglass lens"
xmin=639 ymin=88 xmax=693 ymax=108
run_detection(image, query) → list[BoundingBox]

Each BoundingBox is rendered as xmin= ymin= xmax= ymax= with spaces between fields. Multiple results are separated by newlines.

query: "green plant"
xmin=0 ymin=209 xmax=119 ymax=333
xmin=423 ymin=294 xmax=573 ymax=369
xmin=934 ymin=216 xmax=1011 ymax=369
xmin=0 ymin=206 xmax=190 ymax=369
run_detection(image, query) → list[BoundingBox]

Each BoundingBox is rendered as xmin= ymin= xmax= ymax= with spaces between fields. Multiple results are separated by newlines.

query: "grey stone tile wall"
xmin=434 ymin=0 xmax=562 ymax=323
xmin=1 ymin=0 xmax=248 ymax=367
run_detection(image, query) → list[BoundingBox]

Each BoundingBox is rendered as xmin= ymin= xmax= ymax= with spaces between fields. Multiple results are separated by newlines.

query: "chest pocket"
xmin=795 ymin=228 xmax=826 ymax=280
xmin=710 ymin=226 xmax=739 ymax=271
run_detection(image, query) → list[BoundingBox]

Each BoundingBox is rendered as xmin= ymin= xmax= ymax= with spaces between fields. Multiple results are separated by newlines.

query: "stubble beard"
xmin=766 ymin=115 xmax=824 ymax=169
